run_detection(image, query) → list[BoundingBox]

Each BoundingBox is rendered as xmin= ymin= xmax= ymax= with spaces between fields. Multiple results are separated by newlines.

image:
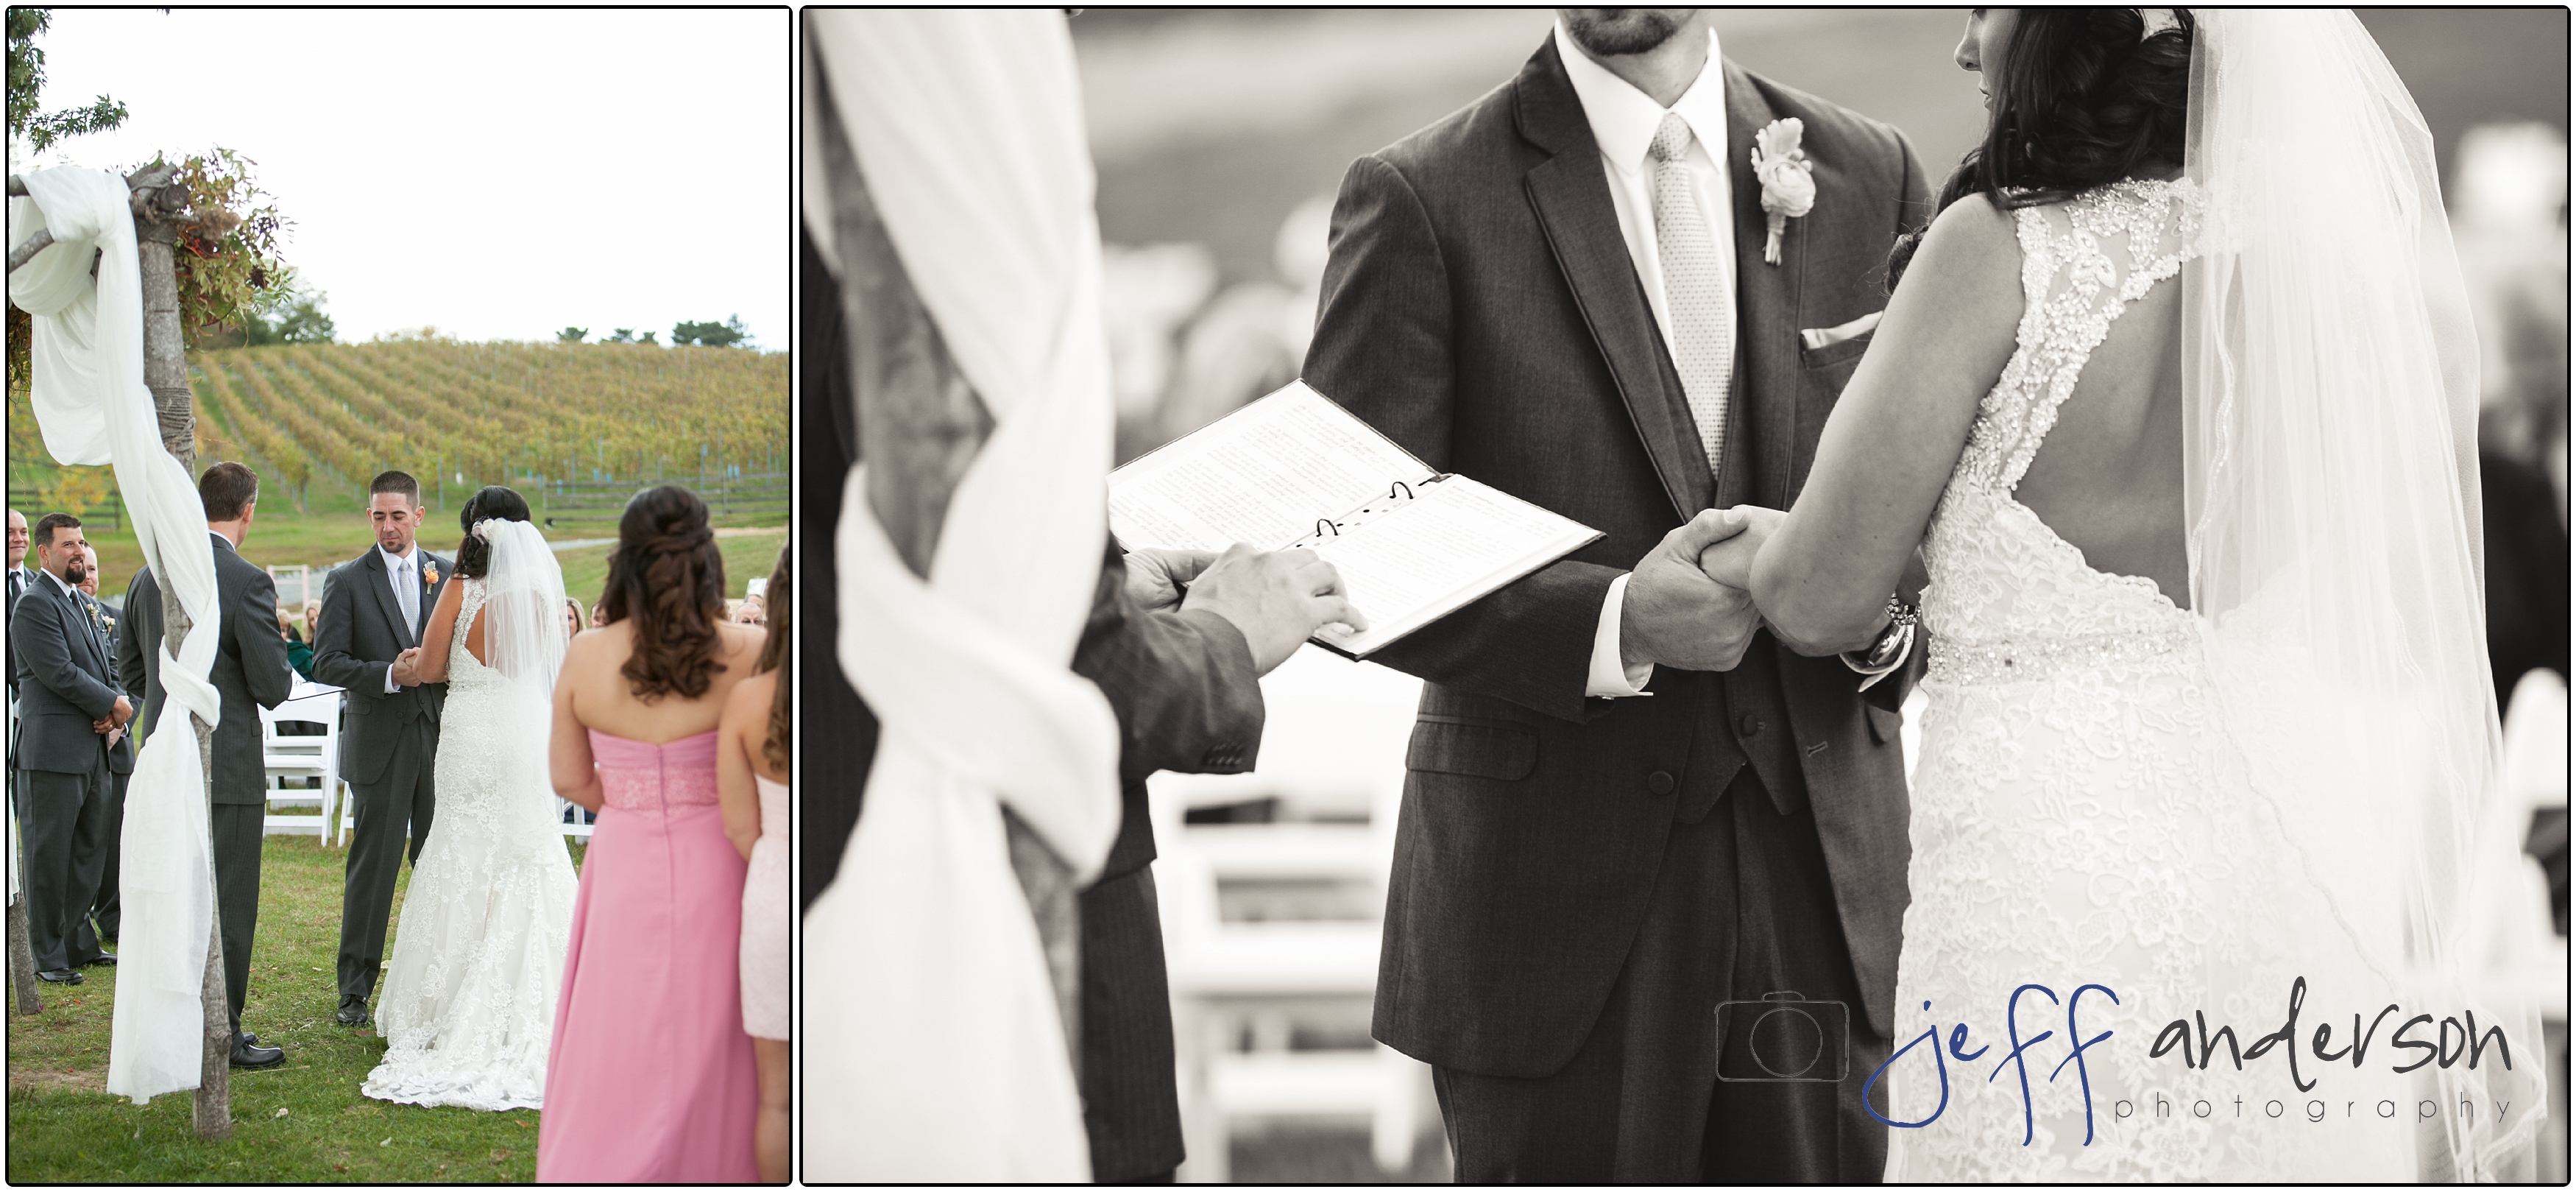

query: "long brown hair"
xmin=757 ymin=545 xmax=790 ymax=772
xmin=600 ymin=485 xmax=726 ymax=701
xmin=1888 ymin=8 xmax=2195 ymax=292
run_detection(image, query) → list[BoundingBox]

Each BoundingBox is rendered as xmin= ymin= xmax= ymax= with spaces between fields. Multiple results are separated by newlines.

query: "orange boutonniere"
xmin=422 ymin=562 xmax=440 ymax=587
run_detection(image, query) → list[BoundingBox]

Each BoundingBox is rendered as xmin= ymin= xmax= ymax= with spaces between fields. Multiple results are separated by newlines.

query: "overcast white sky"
xmin=20 ymin=8 xmax=789 ymax=348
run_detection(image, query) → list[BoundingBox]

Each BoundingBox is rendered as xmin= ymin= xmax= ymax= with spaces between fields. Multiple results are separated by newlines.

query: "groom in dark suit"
xmin=1306 ymin=10 xmax=1928 ymax=1182
xmin=312 ymin=470 xmax=448 ymax=1029
xmin=120 ymin=462 xmax=300 ymax=1066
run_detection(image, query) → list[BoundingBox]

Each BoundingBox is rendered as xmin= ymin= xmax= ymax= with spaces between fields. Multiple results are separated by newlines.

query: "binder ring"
xmin=1314 ymin=518 xmax=1341 ymax=538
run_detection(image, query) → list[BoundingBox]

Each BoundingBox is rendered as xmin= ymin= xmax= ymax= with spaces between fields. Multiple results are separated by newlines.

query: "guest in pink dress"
xmin=539 ymin=486 xmax=770 ymax=1183
xmin=719 ymin=544 xmax=791 ymax=1183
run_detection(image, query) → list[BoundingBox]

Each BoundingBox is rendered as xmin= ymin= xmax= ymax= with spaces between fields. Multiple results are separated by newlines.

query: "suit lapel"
xmin=1517 ymin=38 xmax=1708 ymax=523
xmin=1724 ymin=63 xmax=1802 ymax=512
xmin=416 ymin=554 xmax=440 ymax=641
xmin=364 ymin=548 xmax=414 ymax=649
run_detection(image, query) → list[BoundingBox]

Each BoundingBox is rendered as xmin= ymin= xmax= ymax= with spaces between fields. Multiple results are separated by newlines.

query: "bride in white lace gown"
xmin=1707 ymin=10 xmax=2541 ymax=1182
xmin=361 ymin=493 xmax=578 ymax=1111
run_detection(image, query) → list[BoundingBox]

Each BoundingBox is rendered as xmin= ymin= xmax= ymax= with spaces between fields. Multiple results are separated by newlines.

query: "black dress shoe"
xmin=83 ymin=951 xmax=116 ymax=967
xmin=35 ymin=968 xmax=82 ymax=984
xmin=229 ymin=1034 xmax=284 ymax=1069
xmin=334 ymin=995 xmax=369 ymax=1026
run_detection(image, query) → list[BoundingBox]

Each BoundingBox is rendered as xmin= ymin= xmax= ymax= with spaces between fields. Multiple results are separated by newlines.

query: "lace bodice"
xmin=1918 ymin=179 xmax=2205 ymax=688
xmin=1889 ymin=180 xmax=2402 ymax=1181
xmin=588 ymin=730 xmax=721 ymax=814
xmin=445 ymin=578 xmax=500 ymax=693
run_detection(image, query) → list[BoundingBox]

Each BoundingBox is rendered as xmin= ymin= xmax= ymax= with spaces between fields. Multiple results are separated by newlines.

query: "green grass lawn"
xmin=7 ymin=832 xmax=587 ymax=1183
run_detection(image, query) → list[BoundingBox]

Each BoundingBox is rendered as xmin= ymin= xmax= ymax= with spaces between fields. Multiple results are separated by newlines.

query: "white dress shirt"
xmin=1556 ymin=21 xmax=1737 ymax=699
xmin=381 ymin=543 xmax=419 ymax=694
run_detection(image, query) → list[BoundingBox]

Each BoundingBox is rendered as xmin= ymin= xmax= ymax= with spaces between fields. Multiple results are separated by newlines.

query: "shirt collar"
xmin=381 ymin=543 xmax=415 ymax=569
xmin=40 ymin=566 xmax=74 ymax=597
xmin=1553 ymin=21 xmax=1729 ymax=177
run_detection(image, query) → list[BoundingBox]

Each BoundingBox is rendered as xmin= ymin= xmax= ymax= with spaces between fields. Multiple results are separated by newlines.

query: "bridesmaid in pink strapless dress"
xmin=536 ymin=729 xmax=759 ymax=1182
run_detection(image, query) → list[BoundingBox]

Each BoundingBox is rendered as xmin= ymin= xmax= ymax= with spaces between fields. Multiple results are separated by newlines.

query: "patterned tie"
xmin=1649 ymin=111 xmax=1734 ymax=473
xmin=395 ymin=554 xmax=418 ymax=634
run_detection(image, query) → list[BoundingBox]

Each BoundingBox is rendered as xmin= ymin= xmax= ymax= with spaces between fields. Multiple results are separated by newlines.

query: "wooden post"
xmin=813 ymin=51 xmax=1085 ymax=1077
xmin=129 ymin=163 xmax=233 ymax=1141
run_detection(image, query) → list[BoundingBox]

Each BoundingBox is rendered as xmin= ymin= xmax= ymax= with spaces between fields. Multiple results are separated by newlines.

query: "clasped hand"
xmin=389 ymin=646 xmax=426 ymax=688
xmin=90 ymin=694 xmax=133 ymax=736
xmin=1125 ymin=544 xmax=1369 ymax=677
xmin=1618 ymin=506 xmax=1786 ymax=674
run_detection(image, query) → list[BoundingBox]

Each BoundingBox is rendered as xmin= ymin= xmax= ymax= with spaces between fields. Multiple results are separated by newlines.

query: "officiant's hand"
xmin=1123 ymin=547 xmax=1220 ymax=613
xmin=1183 ymin=543 xmax=1368 ymax=677
xmin=1621 ymin=508 xmax=1761 ymax=673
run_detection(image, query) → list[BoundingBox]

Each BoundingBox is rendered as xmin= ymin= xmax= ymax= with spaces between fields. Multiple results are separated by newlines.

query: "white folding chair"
xmin=262 ymin=687 xmax=343 ymax=842
xmin=556 ymin=796 xmax=595 ymax=843
xmin=1153 ymin=647 xmax=1434 ymax=1182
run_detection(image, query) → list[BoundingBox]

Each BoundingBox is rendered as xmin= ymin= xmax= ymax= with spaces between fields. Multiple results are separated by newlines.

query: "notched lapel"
xmin=1724 ymin=63 xmax=1802 ymax=512
xmin=1518 ymin=38 xmax=1703 ymax=524
xmin=364 ymin=549 xmax=414 ymax=649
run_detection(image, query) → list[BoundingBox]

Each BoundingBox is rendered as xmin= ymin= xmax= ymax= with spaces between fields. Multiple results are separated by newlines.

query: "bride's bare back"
xmin=2010 ymin=250 xmax=2190 ymax=608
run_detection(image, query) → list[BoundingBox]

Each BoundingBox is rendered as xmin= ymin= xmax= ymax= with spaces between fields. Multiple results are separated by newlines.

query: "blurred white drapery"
xmin=802 ymin=10 xmax=1123 ymax=1182
xmin=9 ymin=166 xmax=227 ymax=1104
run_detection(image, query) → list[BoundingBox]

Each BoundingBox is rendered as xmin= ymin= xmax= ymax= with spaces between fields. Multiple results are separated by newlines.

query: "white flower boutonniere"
xmin=1750 ymin=117 xmax=1815 ymax=266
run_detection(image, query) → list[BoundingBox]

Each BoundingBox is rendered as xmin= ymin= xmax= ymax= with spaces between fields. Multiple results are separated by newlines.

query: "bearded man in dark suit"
xmin=310 ymin=469 xmax=448 ymax=1031
xmin=1304 ymin=9 xmax=1931 ymax=1182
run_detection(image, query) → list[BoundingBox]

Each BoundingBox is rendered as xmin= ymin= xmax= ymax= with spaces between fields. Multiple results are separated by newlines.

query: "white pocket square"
xmin=1800 ymin=310 xmax=1883 ymax=352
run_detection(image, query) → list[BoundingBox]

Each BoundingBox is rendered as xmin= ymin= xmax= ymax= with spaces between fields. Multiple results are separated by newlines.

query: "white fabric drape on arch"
xmin=802 ymin=10 xmax=1124 ymax=1182
xmin=8 ymin=166 xmax=227 ymax=1104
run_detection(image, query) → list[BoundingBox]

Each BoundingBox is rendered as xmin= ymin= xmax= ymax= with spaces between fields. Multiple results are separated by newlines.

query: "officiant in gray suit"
xmin=311 ymin=469 xmax=448 ymax=1030
xmin=1305 ymin=10 xmax=1928 ymax=1182
xmin=121 ymin=462 xmax=299 ymax=1067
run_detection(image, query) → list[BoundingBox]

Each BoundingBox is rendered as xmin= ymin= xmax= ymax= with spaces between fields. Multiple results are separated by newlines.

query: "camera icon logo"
xmin=1714 ymin=990 xmax=1848 ymax=1083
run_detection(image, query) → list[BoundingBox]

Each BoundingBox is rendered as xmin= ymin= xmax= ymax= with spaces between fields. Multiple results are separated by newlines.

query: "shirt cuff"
xmin=384 ymin=664 xmax=403 ymax=694
xmin=1586 ymin=573 xmax=1656 ymax=698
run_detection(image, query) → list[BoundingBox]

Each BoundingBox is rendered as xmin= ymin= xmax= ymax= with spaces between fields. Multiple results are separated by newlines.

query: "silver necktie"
xmin=1649 ymin=111 xmax=1734 ymax=473
xmin=397 ymin=555 xmax=418 ymax=631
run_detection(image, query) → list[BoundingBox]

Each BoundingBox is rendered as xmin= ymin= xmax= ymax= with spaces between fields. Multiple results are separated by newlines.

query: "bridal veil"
xmin=2181 ymin=10 xmax=2546 ymax=1178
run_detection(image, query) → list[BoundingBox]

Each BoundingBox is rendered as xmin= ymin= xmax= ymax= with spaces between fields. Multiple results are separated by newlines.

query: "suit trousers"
xmin=337 ymin=716 xmax=436 ymax=1001
xmin=211 ymin=801 xmax=265 ymax=1034
xmin=1080 ymin=865 xmax=1184 ymax=1183
xmin=1431 ymin=767 xmax=1891 ymax=1183
xmin=18 ymin=760 xmax=113 ymax=972
xmin=91 ymin=766 xmax=127 ymax=939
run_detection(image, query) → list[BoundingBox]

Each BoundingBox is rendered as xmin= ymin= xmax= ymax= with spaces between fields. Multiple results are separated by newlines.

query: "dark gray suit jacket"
xmin=1306 ymin=41 xmax=1929 ymax=1073
xmin=310 ymin=546 xmax=447 ymax=786
xmin=10 ymin=569 xmax=122 ymax=775
xmin=118 ymin=535 xmax=295 ymax=802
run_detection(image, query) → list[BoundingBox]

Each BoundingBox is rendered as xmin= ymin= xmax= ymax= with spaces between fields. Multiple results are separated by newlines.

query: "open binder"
xmin=1108 ymin=381 xmax=1604 ymax=657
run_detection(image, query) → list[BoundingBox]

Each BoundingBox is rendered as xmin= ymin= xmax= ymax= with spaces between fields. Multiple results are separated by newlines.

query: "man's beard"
xmin=62 ymin=561 xmax=87 ymax=586
xmin=1564 ymin=9 xmax=1685 ymax=58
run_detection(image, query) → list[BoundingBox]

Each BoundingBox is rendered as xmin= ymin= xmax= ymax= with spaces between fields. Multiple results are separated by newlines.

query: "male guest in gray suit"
xmin=75 ymin=546 xmax=131 ymax=944
xmin=1304 ymin=10 xmax=1928 ymax=1182
xmin=10 ymin=513 xmax=126 ymax=985
xmin=311 ymin=470 xmax=447 ymax=1029
xmin=120 ymin=462 xmax=297 ymax=1066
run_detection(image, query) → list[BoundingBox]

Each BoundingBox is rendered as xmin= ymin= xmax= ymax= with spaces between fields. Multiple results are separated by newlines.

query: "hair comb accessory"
xmin=2137 ymin=8 xmax=2180 ymax=40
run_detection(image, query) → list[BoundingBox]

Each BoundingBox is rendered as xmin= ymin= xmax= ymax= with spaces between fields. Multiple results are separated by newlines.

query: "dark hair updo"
xmin=601 ymin=484 xmax=726 ymax=702
xmin=1888 ymin=7 xmax=2195 ymax=291
xmin=455 ymin=485 xmax=533 ymax=579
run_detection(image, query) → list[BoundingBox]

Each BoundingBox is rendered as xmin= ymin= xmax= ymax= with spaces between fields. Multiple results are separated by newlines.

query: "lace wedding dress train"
xmin=1883 ymin=180 xmax=2412 ymax=1182
xmin=362 ymin=579 xmax=580 ymax=1110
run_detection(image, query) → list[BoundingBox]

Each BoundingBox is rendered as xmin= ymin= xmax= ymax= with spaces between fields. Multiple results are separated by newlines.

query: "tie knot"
xmin=1650 ymin=111 xmax=1694 ymax=164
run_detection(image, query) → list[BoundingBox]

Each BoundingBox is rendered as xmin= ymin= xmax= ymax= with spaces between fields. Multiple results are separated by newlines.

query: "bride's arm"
xmin=414 ymin=577 xmax=464 ymax=684
xmin=1744 ymin=194 xmax=2026 ymax=653
xmin=551 ymin=636 xmax=606 ymax=812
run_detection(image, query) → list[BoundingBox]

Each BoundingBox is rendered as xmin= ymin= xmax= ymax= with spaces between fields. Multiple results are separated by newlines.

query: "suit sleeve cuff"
xmin=1585 ymin=574 xmax=1655 ymax=698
